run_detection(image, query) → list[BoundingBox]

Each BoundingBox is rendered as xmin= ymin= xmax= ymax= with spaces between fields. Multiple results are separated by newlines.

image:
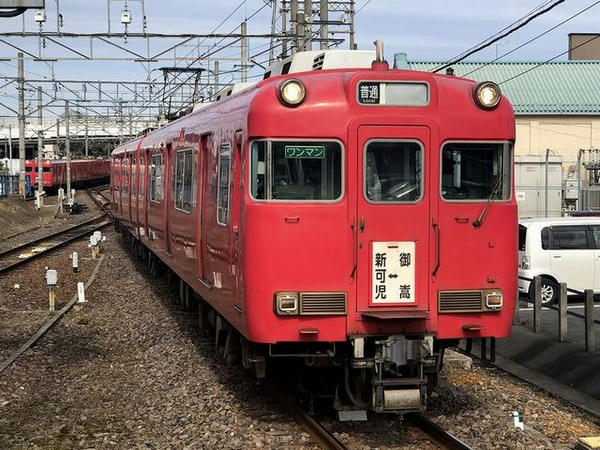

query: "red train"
xmin=25 ymin=159 xmax=110 ymax=189
xmin=111 ymin=50 xmax=516 ymax=413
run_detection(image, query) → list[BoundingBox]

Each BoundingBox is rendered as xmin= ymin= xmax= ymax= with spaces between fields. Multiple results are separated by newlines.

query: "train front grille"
xmin=438 ymin=290 xmax=483 ymax=313
xmin=299 ymin=292 xmax=347 ymax=315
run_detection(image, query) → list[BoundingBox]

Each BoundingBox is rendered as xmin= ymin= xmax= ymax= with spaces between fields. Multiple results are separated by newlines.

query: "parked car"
xmin=518 ymin=217 xmax=600 ymax=304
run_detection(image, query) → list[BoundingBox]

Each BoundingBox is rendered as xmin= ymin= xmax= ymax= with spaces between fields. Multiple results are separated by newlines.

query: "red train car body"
xmin=25 ymin=159 xmax=110 ymax=189
xmin=111 ymin=54 xmax=517 ymax=413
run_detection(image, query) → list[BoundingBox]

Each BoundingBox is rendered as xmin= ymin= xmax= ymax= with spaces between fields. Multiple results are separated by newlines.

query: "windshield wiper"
xmin=472 ymin=175 xmax=504 ymax=228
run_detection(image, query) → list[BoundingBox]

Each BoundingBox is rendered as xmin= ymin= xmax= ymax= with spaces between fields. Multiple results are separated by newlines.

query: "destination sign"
xmin=358 ymin=82 xmax=381 ymax=104
xmin=284 ymin=145 xmax=326 ymax=159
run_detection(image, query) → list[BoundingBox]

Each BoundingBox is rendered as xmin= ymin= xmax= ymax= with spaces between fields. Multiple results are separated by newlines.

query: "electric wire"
xmin=432 ymin=0 xmax=566 ymax=73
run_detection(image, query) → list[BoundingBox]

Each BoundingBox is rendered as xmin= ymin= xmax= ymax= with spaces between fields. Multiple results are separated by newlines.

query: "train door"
xmin=164 ymin=143 xmax=172 ymax=254
xmin=229 ymin=132 xmax=243 ymax=296
xmin=197 ymin=134 xmax=211 ymax=281
xmin=356 ymin=125 xmax=431 ymax=315
xmin=143 ymin=148 xmax=150 ymax=237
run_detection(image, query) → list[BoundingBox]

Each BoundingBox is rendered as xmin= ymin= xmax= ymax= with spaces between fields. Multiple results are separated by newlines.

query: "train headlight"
xmin=275 ymin=292 xmax=299 ymax=315
xmin=279 ymin=79 xmax=306 ymax=107
xmin=473 ymin=81 xmax=501 ymax=110
xmin=485 ymin=291 xmax=503 ymax=310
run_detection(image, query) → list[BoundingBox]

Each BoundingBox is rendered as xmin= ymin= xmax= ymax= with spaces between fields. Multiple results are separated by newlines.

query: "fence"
xmin=0 ymin=175 xmax=33 ymax=197
xmin=517 ymin=275 xmax=596 ymax=352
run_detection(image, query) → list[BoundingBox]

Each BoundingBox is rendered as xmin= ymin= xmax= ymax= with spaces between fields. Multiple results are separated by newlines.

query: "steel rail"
xmin=0 ymin=217 xmax=111 ymax=275
xmin=267 ymin=383 xmax=347 ymax=450
xmin=405 ymin=412 xmax=473 ymax=450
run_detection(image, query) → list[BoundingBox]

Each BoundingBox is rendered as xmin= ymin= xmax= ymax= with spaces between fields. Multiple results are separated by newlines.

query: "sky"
xmin=0 ymin=0 xmax=598 ymax=119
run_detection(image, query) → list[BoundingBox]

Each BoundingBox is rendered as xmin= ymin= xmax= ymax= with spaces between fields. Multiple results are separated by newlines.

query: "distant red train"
xmin=25 ymin=159 xmax=110 ymax=189
xmin=111 ymin=50 xmax=517 ymax=413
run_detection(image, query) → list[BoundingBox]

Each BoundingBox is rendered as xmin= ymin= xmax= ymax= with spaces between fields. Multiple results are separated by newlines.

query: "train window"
xmin=441 ymin=142 xmax=511 ymax=201
xmin=122 ymin=158 xmax=129 ymax=193
xmin=217 ymin=143 xmax=231 ymax=225
xmin=25 ymin=167 xmax=32 ymax=172
xmin=175 ymin=149 xmax=194 ymax=213
xmin=250 ymin=141 xmax=266 ymax=200
xmin=150 ymin=154 xmax=163 ymax=202
xmin=364 ymin=141 xmax=422 ymax=203
xmin=131 ymin=158 xmax=137 ymax=196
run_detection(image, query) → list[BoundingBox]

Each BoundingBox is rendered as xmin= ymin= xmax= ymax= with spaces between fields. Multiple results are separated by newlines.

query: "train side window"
xmin=217 ymin=143 xmax=231 ymax=225
xmin=131 ymin=157 xmax=137 ymax=196
xmin=122 ymin=158 xmax=129 ymax=193
xmin=150 ymin=154 xmax=163 ymax=202
xmin=441 ymin=142 xmax=511 ymax=201
xmin=250 ymin=141 xmax=266 ymax=200
xmin=364 ymin=140 xmax=423 ymax=203
xmin=174 ymin=149 xmax=194 ymax=212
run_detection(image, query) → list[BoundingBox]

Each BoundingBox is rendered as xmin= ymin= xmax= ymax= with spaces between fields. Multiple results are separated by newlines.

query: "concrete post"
xmin=65 ymin=100 xmax=71 ymax=203
xmin=558 ymin=282 xmax=568 ymax=342
xmin=585 ymin=289 xmax=595 ymax=352
xmin=7 ymin=124 xmax=12 ymax=175
xmin=533 ymin=276 xmax=542 ymax=333
xmin=241 ymin=22 xmax=248 ymax=83
xmin=37 ymin=87 xmax=43 ymax=206
xmin=319 ymin=0 xmax=328 ymax=50
xmin=304 ymin=0 xmax=312 ymax=51
xmin=17 ymin=52 xmax=26 ymax=197
xmin=290 ymin=0 xmax=298 ymax=54
xmin=281 ymin=0 xmax=288 ymax=57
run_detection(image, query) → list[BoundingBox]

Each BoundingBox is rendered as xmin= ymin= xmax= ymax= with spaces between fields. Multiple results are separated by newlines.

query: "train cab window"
xmin=217 ymin=143 xmax=231 ymax=225
xmin=250 ymin=140 xmax=342 ymax=201
xmin=364 ymin=141 xmax=422 ymax=202
xmin=441 ymin=142 xmax=511 ymax=201
xmin=150 ymin=154 xmax=163 ymax=202
xmin=25 ymin=167 xmax=32 ymax=172
xmin=175 ymin=149 xmax=194 ymax=212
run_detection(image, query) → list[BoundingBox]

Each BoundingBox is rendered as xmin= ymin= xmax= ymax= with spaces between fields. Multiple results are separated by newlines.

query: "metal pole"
xmin=56 ymin=0 xmax=60 ymax=32
xmin=107 ymin=0 xmax=111 ymax=34
xmin=269 ymin=0 xmax=278 ymax=65
xmin=349 ymin=0 xmax=356 ymax=49
xmin=282 ymin=0 xmax=288 ymax=58
xmin=8 ymin=124 xmax=12 ymax=175
xmin=533 ymin=276 xmax=542 ymax=333
xmin=119 ymin=99 xmax=123 ymax=144
xmin=213 ymin=60 xmax=219 ymax=98
xmin=84 ymin=113 xmax=89 ymax=157
xmin=319 ymin=0 xmax=328 ymax=50
xmin=291 ymin=0 xmax=298 ymax=54
xmin=65 ymin=100 xmax=71 ymax=203
xmin=37 ymin=87 xmax=43 ymax=197
xmin=17 ymin=52 xmax=26 ymax=198
xmin=56 ymin=118 xmax=60 ymax=151
xmin=545 ymin=148 xmax=549 ymax=217
xmin=558 ymin=282 xmax=567 ymax=343
xmin=241 ymin=22 xmax=248 ymax=83
xmin=577 ymin=149 xmax=583 ymax=210
xmin=304 ymin=0 xmax=312 ymax=51
xmin=585 ymin=289 xmax=595 ymax=352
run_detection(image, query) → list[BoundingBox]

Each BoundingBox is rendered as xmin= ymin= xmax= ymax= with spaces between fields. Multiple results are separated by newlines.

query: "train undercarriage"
xmin=118 ymin=222 xmax=446 ymax=415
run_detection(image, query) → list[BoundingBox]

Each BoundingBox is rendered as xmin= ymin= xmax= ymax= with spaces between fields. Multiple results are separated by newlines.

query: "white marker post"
xmin=77 ymin=282 xmax=86 ymax=303
xmin=70 ymin=251 xmax=78 ymax=273
xmin=45 ymin=269 xmax=58 ymax=311
xmin=512 ymin=411 xmax=524 ymax=430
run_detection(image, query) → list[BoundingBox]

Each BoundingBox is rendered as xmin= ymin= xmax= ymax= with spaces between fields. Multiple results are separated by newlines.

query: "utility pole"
xmin=37 ymin=86 xmax=43 ymax=203
xmin=304 ymin=0 xmax=312 ymax=51
xmin=8 ymin=124 xmax=13 ymax=175
xmin=291 ymin=0 xmax=298 ymax=54
xmin=84 ymin=113 xmax=89 ymax=157
xmin=282 ymin=0 xmax=288 ymax=58
xmin=17 ymin=53 xmax=26 ymax=198
xmin=241 ymin=21 xmax=248 ymax=82
xmin=349 ymin=0 xmax=356 ymax=49
xmin=213 ymin=60 xmax=219 ymax=97
xmin=56 ymin=118 xmax=60 ymax=154
xmin=319 ymin=0 xmax=328 ymax=50
xmin=65 ymin=100 xmax=71 ymax=204
xmin=269 ymin=0 xmax=278 ymax=65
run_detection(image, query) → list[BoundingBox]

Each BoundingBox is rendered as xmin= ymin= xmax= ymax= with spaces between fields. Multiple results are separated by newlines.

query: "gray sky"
xmin=0 ymin=0 xmax=598 ymax=119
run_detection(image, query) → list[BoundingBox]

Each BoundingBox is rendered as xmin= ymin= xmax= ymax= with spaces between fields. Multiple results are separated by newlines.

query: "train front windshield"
xmin=250 ymin=141 xmax=342 ymax=201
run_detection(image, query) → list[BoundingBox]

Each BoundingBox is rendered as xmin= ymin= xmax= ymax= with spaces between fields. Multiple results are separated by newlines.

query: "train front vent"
xmin=438 ymin=291 xmax=483 ymax=313
xmin=299 ymin=292 xmax=347 ymax=315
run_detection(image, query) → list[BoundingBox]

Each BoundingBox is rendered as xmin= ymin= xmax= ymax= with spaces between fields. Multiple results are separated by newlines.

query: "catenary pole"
xmin=65 ymin=100 xmax=71 ymax=203
xmin=37 ymin=86 xmax=43 ymax=199
xmin=18 ymin=52 xmax=26 ymax=198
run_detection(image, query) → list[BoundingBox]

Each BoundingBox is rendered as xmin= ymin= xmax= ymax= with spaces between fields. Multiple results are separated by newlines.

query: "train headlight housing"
xmin=275 ymin=292 xmax=299 ymax=315
xmin=473 ymin=81 xmax=501 ymax=110
xmin=279 ymin=79 xmax=306 ymax=107
xmin=485 ymin=291 xmax=503 ymax=310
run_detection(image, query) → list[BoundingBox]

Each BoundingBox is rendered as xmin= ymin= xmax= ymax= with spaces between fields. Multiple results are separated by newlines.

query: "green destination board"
xmin=284 ymin=145 xmax=325 ymax=159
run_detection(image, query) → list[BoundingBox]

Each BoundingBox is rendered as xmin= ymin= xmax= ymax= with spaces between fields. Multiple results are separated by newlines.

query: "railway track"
xmin=269 ymin=382 xmax=473 ymax=450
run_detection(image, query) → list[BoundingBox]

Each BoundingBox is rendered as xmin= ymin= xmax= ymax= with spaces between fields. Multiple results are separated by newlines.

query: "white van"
xmin=518 ymin=217 xmax=600 ymax=304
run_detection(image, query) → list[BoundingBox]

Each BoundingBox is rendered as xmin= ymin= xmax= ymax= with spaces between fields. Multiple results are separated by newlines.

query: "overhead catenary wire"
xmin=432 ymin=0 xmax=566 ymax=73
xmin=463 ymin=0 xmax=600 ymax=78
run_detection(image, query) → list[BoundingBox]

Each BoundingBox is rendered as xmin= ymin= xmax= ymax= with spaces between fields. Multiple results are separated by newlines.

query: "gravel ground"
xmin=0 ymin=189 xmax=104 ymax=252
xmin=0 ymin=230 xmax=315 ymax=449
xmin=2 ymin=224 xmax=600 ymax=449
